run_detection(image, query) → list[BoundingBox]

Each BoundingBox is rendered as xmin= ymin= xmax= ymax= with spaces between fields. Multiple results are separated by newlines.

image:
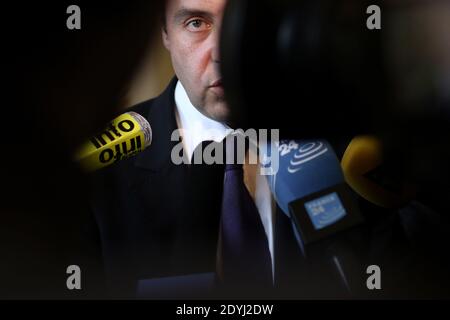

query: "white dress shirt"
xmin=174 ymin=81 xmax=276 ymax=276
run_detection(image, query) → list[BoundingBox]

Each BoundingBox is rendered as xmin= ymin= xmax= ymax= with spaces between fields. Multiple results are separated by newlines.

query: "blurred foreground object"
xmin=1 ymin=1 xmax=163 ymax=298
xmin=221 ymin=0 xmax=450 ymax=187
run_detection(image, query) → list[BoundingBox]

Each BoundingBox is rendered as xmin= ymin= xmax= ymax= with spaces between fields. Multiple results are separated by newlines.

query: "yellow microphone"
xmin=341 ymin=135 xmax=416 ymax=209
xmin=75 ymin=112 xmax=152 ymax=172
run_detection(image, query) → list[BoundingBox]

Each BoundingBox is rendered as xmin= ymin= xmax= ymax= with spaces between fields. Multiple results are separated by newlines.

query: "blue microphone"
xmin=265 ymin=140 xmax=344 ymax=217
xmin=261 ymin=139 xmax=366 ymax=295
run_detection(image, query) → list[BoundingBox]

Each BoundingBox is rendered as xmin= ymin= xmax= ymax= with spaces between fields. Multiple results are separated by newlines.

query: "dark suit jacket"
xmin=88 ymin=77 xmax=358 ymax=298
xmin=89 ymin=77 xmax=450 ymax=299
xmin=89 ymin=78 xmax=228 ymax=297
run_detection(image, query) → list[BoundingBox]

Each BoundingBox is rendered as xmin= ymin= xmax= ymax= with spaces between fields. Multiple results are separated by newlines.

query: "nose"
xmin=212 ymin=46 xmax=220 ymax=64
xmin=212 ymin=42 xmax=220 ymax=64
xmin=211 ymin=25 xmax=221 ymax=64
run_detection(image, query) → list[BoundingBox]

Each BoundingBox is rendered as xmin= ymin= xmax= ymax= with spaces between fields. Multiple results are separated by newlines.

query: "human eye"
xmin=185 ymin=18 xmax=212 ymax=32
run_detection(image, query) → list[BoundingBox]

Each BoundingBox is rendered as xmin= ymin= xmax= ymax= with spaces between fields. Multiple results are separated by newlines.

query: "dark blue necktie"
xmin=218 ymin=159 xmax=273 ymax=290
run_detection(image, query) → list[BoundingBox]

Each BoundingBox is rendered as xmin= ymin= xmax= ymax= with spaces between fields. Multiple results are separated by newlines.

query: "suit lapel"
xmin=134 ymin=77 xmax=179 ymax=172
xmin=129 ymin=77 xmax=224 ymax=275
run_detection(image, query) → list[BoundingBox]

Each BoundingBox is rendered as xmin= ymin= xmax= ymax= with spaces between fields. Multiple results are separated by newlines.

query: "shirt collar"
xmin=175 ymin=80 xmax=232 ymax=162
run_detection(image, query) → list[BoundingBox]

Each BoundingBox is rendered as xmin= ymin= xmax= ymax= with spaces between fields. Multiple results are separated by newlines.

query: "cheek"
xmin=173 ymin=54 xmax=200 ymax=91
xmin=172 ymin=37 xmax=211 ymax=83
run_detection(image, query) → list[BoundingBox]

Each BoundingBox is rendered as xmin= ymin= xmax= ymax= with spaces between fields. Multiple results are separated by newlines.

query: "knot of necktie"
xmin=224 ymin=163 xmax=243 ymax=172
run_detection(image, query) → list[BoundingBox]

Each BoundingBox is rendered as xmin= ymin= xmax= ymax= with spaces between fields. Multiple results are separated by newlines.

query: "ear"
xmin=162 ymin=27 xmax=170 ymax=51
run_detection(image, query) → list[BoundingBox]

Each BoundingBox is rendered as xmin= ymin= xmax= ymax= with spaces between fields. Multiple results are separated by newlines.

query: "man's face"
xmin=163 ymin=0 xmax=229 ymax=123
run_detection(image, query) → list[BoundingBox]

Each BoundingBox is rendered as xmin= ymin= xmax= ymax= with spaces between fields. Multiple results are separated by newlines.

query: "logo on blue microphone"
xmin=288 ymin=141 xmax=328 ymax=173
xmin=304 ymin=192 xmax=347 ymax=230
